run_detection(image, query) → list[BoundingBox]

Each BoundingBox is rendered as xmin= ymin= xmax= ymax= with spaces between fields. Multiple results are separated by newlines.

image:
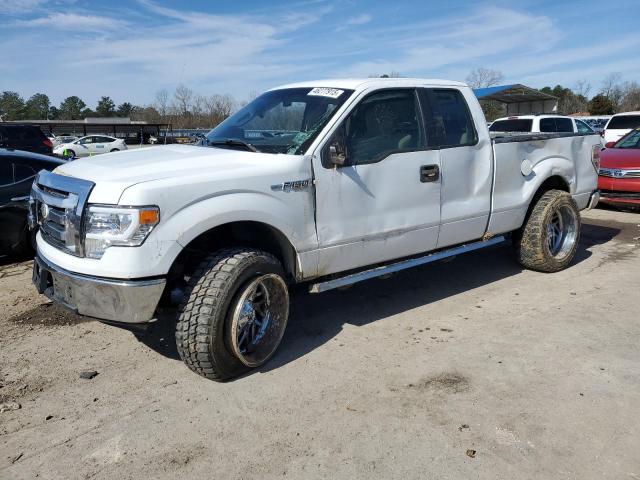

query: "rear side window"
xmin=555 ymin=118 xmax=574 ymax=132
xmin=607 ymin=115 xmax=640 ymax=130
xmin=539 ymin=118 xmax=557 ymax=132
xmin=421 ymin=89 xmax=477 ymax=148
xmin=489 ymin=119 xmax=533 ymax=133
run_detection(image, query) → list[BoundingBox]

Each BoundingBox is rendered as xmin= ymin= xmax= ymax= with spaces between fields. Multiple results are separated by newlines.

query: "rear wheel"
xmin=515 ymin=189 xmax=581 ymax=272
xmin=175 ymin=248 xmax=290 ymax=381
xmin=110 ymin=148 xmax=119 ymax=152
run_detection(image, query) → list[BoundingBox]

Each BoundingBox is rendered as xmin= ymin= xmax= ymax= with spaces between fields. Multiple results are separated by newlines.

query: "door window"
xmin=342 ymin=89 xmax=423 ymax=165
xmin=420 ymin=89 xmax=477 ymax=148
xmin=96 ymin=136 xmax=114 ymax=143
xmin=79 ymin=137 xmax=95 ymax=144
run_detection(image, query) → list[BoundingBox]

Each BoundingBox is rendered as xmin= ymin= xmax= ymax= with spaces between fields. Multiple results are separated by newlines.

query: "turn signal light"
xmin=139 ymin=209 xmax=160 ymax=225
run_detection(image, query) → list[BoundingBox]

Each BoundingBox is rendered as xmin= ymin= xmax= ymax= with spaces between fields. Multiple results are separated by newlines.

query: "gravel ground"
xmin=1 ymin=208 xmax=639 ymax=480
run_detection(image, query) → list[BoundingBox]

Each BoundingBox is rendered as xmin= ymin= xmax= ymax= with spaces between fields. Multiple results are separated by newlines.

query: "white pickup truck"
xmin=29 ymin=78 xmax=601 ymax=380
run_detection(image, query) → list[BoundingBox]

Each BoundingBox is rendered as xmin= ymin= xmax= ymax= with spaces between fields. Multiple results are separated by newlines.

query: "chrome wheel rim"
xmin=230 ymin=274 xmax=289 ymax=367
xmin=546 ymin=204 xmax=578 ymax=260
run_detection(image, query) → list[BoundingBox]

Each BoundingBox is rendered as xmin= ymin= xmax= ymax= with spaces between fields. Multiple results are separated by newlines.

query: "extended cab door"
xmin=418 ymin=88 xmax=493 ymax=248
xmin=313 ymin=88 xmax=441 ymax=275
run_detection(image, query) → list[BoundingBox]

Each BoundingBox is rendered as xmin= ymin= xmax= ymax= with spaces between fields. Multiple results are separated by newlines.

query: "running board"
xmin=309 ymin=236 xmax=506 ymax=294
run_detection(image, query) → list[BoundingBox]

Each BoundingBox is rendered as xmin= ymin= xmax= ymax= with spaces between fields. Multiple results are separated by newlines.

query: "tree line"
xmin=2 ymin=73 xmax=639 ymax=127
xmin=0 ymin=84 xmax=238 ymax=130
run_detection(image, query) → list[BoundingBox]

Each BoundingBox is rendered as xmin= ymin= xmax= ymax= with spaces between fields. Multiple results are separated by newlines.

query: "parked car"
xmin=598 ymin=128 xmax=640 ymax=210
xmin=489 ymin=114 xmax=594 ymax=134
xmin=602 ymin=111 xmax=640 ymax=145
xmin=1 ymin=149 xmax=65 ymax=255
xmin=52 ymin=135 xmax=78 ymax=146
xmin=52 ymin=135 xmax=127 ymax=159
xmin=29 ymin=78 xmax=601 ymax=381
xmin=0 ymin=124 xmax=53 ymax=155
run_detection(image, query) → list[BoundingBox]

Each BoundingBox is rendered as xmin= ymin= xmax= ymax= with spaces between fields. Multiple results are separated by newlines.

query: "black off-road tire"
xmin=175 ymin=248 xmax=288 ymax=381
xmin=514 ymin=189 xmax=581 ymax=273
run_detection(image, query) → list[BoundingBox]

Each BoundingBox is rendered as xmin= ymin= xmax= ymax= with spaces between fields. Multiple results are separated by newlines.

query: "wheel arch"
xmin=167 ymin=220 xmax=300 ymax=287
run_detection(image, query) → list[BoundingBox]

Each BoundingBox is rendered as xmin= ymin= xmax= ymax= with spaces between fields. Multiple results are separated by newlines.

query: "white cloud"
xmin=0 ymin=0 xmax=48 ymax=14
xmin=346 ymin=14 xmax=371 ymax=26
xmin=18 ymin=13 xmax=126 ymax=31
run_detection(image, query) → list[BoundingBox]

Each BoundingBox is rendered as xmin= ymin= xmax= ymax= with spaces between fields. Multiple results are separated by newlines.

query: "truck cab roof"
xmin=271 ymin=78 xmax=468 ymax=93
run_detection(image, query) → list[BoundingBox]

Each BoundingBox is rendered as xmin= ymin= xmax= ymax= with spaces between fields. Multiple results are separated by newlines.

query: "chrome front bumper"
xmin=32 ymin=254 xmax=166 ymax=324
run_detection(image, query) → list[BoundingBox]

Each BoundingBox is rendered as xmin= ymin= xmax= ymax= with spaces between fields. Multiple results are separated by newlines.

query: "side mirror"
xmin=604 ymin=141 xmax=616 ymax=148
xmin=329 ymin=143 xmax=346 ymax=166
xmin=322 ymin=126 xmax=347 ymax=168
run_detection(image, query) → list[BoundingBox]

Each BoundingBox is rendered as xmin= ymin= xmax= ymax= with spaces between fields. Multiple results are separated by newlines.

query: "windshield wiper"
xmin=207 ymin=139 xmax=258 ymax=152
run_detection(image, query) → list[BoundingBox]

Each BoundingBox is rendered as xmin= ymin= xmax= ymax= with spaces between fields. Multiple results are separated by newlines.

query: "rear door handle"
xmin=420 ymin=164 xmax=440 ymax=183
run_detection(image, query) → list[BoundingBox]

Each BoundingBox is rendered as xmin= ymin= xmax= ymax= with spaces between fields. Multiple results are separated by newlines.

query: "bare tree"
xmin=619 ymin=81 xmax=640 ymax=112
xmin=465 ymin=68 xmax=504 ymax=89
xmin=154 ymin=89 xmax=169 ymax=118
xmin=173 ymin=84 xmax=193 ymax=117
xmin=574 ymin=80 xmax=591 ymax=100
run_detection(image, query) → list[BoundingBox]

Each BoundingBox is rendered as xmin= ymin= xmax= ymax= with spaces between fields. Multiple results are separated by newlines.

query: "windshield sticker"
xmin=308 ymin=87 xmax=344 ymax=99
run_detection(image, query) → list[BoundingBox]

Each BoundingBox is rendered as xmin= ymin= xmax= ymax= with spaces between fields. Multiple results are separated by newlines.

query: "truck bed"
xmin=487 ymin=132 xmax=601 ymax=236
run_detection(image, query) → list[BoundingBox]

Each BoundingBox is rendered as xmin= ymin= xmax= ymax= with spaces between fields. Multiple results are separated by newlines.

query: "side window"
xmin=14 ymin=164 xmax=37 ymax=183
xmin=343 ymin=89 xmax=423 ymax=165
xmin=97 ymin=136 xmax=113 ymax=143
xmin=79 ymin=137 xmax=94 ymax=144
xmin=421 ymin=89 xmax=477 ymax=148
xmin=539 ymin=118 xmax=557 ymax=132
xmin=555 ymin=118 xmax=574 ymax=132
xmin=0 ymin=160 xmax=13 ymax=186
xmin=576 ymin=120 xmax=593 ymax=134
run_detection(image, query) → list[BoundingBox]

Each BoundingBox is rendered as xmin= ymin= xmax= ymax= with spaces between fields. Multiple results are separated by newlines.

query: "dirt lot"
xmin=1 ymin=208 xmax=639 ymax=480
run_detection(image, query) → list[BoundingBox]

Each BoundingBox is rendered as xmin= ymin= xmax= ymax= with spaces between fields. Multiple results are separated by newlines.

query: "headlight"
xmin=84 ymin=205 xmax=160 ymax=259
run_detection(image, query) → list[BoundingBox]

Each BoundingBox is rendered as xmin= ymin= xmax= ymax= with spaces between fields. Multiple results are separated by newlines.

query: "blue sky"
xmin=1 ymin=0 xmax=638 ymax=107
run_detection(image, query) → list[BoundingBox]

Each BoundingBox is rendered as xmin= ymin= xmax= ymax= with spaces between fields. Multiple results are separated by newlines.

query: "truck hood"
xmin=53 ymin=145 xmax=301 ymax=203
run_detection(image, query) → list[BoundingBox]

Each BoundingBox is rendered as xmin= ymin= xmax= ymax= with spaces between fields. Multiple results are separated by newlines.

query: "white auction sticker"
xmin=308 ymin=87 xmax=344 ymax=99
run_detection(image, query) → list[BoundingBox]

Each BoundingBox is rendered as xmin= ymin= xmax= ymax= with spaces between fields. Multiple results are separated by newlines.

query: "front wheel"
xmin=175 ymin=248 xmax=290 ymax=381
xmin=110 ymin=148 xmax=119 ymax=152
xmin=514 ymin=189 xmax=581 ymax=272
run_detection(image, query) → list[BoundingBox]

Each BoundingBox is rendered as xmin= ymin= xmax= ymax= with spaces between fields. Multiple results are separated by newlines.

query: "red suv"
xmin=598 ymin=128 xmax=640 ymax=210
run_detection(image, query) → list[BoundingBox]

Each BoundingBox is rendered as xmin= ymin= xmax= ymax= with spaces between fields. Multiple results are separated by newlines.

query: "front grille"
xmin=599 ymin=189 xmax=640 ymax=199
xmin=30 ymin=171 xmax=94 ymax=256
xmin=599 ymin=168 xmax=640 ymax=178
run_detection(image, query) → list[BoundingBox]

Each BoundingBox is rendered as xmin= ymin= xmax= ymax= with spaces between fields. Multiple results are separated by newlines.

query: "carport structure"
xmin=8 ymin=118 xmax=170 ymax=144
xmin=473 ymin=84 xmax=558 ymax=115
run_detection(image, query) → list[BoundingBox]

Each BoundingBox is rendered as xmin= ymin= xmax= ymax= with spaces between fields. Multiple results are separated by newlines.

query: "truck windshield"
xmin=205 ymin=87 xmax=354 ymax=155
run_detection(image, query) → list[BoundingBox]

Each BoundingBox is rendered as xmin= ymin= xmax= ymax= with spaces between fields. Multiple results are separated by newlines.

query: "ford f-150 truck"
xmin=29 ymin=78 xmax=601 ymax=381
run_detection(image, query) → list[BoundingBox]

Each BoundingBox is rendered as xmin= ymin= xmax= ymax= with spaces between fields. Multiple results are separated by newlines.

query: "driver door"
xmin=313 ymin=88 xmax=441 ymax=275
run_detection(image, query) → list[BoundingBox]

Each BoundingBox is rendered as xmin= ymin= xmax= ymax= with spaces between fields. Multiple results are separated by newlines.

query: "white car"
xmin=53 ymin=135 xmax=127 ymax=159
xmin=602 ymin=111 xmax=640 ymax=145
xmin=489 ymin=114 xmax=594 ymax=134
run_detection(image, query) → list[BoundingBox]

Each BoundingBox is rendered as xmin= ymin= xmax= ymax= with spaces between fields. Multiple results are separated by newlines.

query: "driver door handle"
xmin=420 ymin=164 xmax=440 ymax=183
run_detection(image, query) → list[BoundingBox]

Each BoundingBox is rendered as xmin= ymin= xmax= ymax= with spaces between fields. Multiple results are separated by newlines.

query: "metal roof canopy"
xmin=473 ymin=84 xmax=558 ymax=115
xmin=4 ymin=119 xmax=171 ymax=137
xmin=473 ymin=84 xmax=557 ymax=103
